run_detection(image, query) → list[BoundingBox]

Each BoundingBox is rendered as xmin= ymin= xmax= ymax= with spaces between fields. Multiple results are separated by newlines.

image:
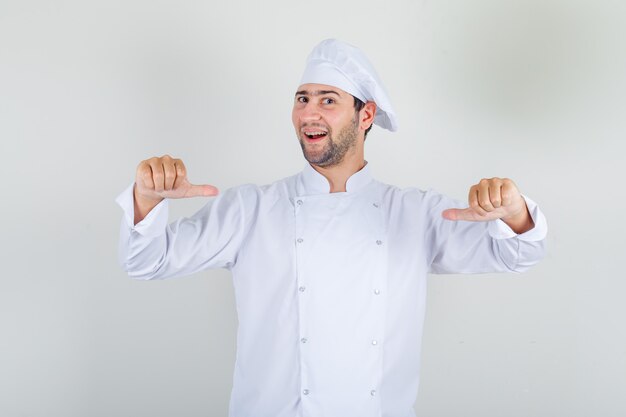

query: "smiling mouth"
xmin=303 ymin=131 xmax=328 ymax=140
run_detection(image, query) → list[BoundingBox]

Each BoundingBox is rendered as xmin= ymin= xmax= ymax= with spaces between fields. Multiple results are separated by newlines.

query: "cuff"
xmin=488 ymin=195 xmax=548 ymax=241
xmin=115 ymin=182 xmax=169 ymax=238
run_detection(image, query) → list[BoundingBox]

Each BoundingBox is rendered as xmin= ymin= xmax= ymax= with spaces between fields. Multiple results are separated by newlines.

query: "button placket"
xmin=294 ymin=195 xmax=311 ymax=405
xmin=297 ymin=192 xmax=388 ymax=410
xmin=370 ymin=196 xmax=388 ymax=403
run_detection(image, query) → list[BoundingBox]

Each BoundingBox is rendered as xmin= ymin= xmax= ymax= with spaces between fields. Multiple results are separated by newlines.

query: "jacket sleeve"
xmin=115 ymin=182 xmax=249 ymax=280
xmin=424 ymin=190 xmax=547 ymax=274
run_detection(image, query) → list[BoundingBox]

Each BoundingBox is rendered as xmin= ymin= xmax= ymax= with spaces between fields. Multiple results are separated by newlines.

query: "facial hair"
xmin=298 ymin=113 xmax=359 ymax=168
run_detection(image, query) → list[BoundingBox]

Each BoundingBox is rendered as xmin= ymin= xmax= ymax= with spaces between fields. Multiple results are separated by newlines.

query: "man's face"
xmin=292 ymin=83 xmax=361 ymax=168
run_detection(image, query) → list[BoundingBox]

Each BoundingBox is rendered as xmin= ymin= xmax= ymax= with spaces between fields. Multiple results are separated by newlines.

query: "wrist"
xmin=502 ymin=203 xmax=534 ymax=234
xmin=134 ymin=184 xmax=163 ymax=203
xmin=133 ymin=184 xmax=163 ymax=225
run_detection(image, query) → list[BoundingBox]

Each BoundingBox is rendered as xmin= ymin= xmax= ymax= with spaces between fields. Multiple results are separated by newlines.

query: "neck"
xmin=310 ymin=153 xmax=366 ymax=193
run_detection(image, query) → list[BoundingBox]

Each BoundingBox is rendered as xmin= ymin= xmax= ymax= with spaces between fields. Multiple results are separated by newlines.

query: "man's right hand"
xmin=133 ymin=155 xmax=219 ymax=224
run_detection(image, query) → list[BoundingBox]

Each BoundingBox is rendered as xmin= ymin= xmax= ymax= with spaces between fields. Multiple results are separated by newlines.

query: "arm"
xmin=427 ymin=178 xmax=547 ymax=274
xmin=117 ymin=185 xmax=247 ymax=279
xmin=116 ymin=155 xmax=246 ymax=280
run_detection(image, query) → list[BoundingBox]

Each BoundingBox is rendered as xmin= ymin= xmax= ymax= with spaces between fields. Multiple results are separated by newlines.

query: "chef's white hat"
xmin=299 ymin=38 xmax=398 ymax=132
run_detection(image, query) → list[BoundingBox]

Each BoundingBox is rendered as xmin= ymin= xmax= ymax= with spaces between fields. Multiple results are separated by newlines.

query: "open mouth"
xmin=303 ymin=130 xmax=328 ymax=141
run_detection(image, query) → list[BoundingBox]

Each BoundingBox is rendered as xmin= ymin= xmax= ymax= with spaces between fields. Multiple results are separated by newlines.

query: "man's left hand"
xmin=442 ymin=178 xmax=535 ymax=234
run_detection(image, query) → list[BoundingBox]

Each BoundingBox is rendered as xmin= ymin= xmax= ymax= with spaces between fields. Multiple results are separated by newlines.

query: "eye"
xmin=296 ymin=96 xmax=308 ymax=103
xmin=322 ymin=97 xmax=335 ymax=105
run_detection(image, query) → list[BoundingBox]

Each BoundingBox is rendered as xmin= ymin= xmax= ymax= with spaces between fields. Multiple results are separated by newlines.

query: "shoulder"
xmin=228 ymin=173 xmax=298 ymax=206
xmin=372 ymin=180 xmax=464 ymax=216
xmin=374 ymin=180 xmax=434 ymax=206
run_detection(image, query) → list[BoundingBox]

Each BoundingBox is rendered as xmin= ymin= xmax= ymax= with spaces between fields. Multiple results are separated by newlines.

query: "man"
xmin=117 ymin=39 xmax=547 ymax=417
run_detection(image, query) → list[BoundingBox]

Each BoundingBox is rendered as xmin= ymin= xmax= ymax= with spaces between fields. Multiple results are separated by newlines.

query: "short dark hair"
xmin=353 ymin=96 xmax=373 ymax=139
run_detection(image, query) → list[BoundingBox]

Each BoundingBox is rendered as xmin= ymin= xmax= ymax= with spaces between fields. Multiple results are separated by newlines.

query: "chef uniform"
xmin=117 ymin=39 xmax=547 ymax=417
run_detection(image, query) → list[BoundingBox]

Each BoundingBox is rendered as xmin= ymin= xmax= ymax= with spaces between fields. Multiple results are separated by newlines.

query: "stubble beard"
xmin=298 ymin=114 xmax=359 ymax=168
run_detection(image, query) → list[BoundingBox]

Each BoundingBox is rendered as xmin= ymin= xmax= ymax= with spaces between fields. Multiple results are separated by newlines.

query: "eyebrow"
xmin=295 ymin=89 xmax=341 ymax=97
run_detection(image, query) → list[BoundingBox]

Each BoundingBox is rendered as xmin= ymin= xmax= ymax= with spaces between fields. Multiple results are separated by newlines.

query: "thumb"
xmin=442 ymin=208 xmax=483 ymax=222
xmin=185 ymin=184 xmax=220 ymax=198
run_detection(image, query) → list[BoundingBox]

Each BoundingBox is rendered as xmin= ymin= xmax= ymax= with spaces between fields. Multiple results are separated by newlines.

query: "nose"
xmin=299 ymin=101 xmax=321 ymax=122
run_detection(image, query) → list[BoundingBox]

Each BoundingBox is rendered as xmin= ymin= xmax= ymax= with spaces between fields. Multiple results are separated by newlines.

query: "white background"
xmin=1 ymin=0 xmax=625 ymax=416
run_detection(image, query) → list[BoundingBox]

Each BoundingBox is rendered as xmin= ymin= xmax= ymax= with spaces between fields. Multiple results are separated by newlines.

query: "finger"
xmin=443 ymin=206 xmax=508 ymax=221
xmin=468 ymin=186 xmax=489 ymax=217
xmin=185 ymin=184 xmax=219 ymax=198
xmin=172 ymin=159 xmax=187 ymax=190
xmin=501 ymin=178 xmax=517 ymax=207
xmin=477 ymin=179 xmax=495 ymax=212
xmin=163 ymin=160 xmax=176 ymax=191
xmin=489 ymin=179 xmax=503 ymax=208
xmin=148 ymin=158 xmax=165 ymax=192
xmin=138 ymin=161 xmax=155 ymax=191
xmin=442 ymin=207 xmax=484 ymax=221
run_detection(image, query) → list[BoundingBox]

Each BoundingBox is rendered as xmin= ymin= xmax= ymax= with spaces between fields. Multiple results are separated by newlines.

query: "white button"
xmin=370 ymin=389 xmax=377 ymax=396
xmin=297 ymin=200 xmax=303 ymax=205
xmin=299 ymin=286 xmax=306 ymax=292
xmin=297 ymin=238 xmax=304 ymax=243
xmin=376 ymin=240 xmax=383 ymax=245
xmin=303 ymin=389 xmax=309 ymax=395
xmin=374 ymin=289 xmax=381 ymax=295
xmin=371 ymin=340 xmax=378 ymax=346
xmin=301 ymin=337 xmax=307 ymax=343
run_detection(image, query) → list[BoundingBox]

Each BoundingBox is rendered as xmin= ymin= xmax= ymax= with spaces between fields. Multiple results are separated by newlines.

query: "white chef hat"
xmin=299 ymin=38 xmax=398 ymax=132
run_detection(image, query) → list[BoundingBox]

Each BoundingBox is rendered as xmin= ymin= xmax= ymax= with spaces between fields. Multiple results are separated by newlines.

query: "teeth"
xmin=305 ymin=131 xmax=327 ymax=136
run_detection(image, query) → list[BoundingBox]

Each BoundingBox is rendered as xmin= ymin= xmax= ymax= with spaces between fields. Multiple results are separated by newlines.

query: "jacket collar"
xmin=297 ymin=161 xmax=373 ymax=195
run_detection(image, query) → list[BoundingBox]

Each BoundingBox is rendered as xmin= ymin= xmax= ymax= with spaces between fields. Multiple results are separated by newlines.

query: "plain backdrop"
xmin=1 ymin=0 xmax=625 ymax=416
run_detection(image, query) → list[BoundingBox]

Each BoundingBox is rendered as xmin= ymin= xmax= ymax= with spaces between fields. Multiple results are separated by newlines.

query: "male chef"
xmin=117 ymin=39 xmax=547 ymax=417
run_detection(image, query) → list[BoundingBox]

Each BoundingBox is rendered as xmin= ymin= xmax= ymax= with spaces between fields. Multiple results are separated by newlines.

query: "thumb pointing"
xmin=186 ymin=184 xmax=219 ymax=198
xmin=442 ymin=208 xmax=478 ymax=221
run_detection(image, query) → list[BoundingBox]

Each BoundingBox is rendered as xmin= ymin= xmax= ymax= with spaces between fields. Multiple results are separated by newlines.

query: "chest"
xmin=293 ymin=193 xmax=387 ymax=288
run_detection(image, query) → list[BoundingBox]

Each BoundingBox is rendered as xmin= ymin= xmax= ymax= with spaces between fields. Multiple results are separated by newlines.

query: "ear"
xmin=359 ymin=101 xmax=377 ymax=132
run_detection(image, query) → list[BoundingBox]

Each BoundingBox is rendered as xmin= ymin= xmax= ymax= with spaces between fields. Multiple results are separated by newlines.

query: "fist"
xmin=442 ymin=177 xmax=527 ymax=223
xmin=135 ymin=155 xmax=219 ymax=201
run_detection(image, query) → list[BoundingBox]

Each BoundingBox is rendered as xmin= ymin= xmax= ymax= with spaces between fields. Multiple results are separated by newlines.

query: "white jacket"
xmin=117 ymin=162 xmax=547 ymax=417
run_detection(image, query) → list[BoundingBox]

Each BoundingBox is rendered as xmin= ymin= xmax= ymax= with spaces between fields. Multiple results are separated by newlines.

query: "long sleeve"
xmin=425 ymin=190 xmax=547 ymax=274
xmin=115 ymin=182 xmax=248 ymax=280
